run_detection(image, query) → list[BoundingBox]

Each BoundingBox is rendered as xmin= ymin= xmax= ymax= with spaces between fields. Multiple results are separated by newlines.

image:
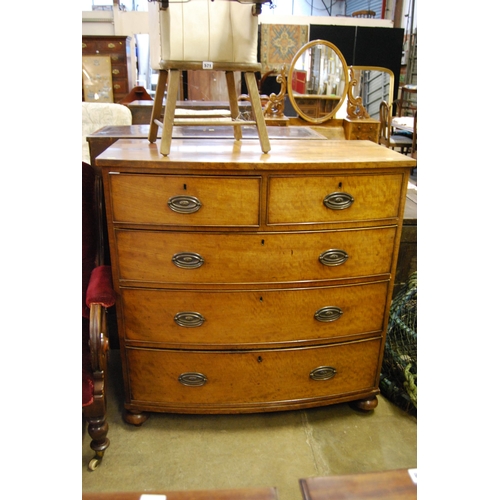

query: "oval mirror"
xmin=287 ymin=40 xmax=348 ymax=123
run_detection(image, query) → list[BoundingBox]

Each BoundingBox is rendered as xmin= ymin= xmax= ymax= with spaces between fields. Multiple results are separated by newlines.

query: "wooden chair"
xmin=396 ymin=84 xmax=417 ymax=116
xmin=82 ymin=162 xmax=116 ymax=470
xmin=147 ymin=0 xmax=271 ymax=156
xmin=379 ymin=100 xmax=413 ymax=154
xmin=352 ymin=10 xmax=376 ymax=18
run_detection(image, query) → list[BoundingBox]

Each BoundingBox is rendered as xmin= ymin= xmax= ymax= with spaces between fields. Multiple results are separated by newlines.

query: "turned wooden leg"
xmin=123 ymin=409 xmax=150 ymax=426
xmin=350 ymin=395 xmax=379 ymax=412
xmin=87 ymin=415 xmax=110 ymax=470
xmin=225 ymin=71 xmax=242 ymax=141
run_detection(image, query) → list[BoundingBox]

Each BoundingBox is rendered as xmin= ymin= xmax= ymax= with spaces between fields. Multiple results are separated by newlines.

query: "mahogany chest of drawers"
xmin=82 ymin=35 xmax=133 ymax=103
xmin=97 ymin=138 xmax=415 ymax=424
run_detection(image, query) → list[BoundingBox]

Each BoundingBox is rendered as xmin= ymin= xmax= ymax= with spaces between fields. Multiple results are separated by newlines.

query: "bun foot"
xmin=123 ymin=409 xmax=150 ymax=426
xmin=350 ymin=395 xmax=378 ymax=412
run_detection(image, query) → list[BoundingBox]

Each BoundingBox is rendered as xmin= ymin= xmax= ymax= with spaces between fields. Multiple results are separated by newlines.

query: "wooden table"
xmin=299 ymin=469 xmax=417 ymax=500
xmin=83 ymin=487 xmax=279 ymax=500
xmin=87 ymin=125 xmax=327 ymax=166
xmin=392 ymin=116 xmax=414 ymax=134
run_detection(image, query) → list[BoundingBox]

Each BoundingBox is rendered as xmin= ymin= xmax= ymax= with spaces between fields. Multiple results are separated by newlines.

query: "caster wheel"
xmin=88 ymin=457 xmax=101 ymax=471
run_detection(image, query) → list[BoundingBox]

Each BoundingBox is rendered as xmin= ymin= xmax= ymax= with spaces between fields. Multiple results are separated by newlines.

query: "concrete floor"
xmin=82 ymin=350 xmax=417 ymax=500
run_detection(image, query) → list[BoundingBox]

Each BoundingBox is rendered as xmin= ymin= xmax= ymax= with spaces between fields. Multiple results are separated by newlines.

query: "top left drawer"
xmin=108 ymin=174 xmax=261 ymax=227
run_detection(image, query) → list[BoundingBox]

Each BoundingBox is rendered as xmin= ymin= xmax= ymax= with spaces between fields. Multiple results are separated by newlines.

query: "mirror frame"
xmin=350 ymin=65 xmax=395 ymax=109
xmin=287 ymin=39 xmax=349 ymax=124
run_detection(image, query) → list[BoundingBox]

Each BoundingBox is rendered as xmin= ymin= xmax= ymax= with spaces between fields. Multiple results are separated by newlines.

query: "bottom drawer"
xmin=125 ymin=338 xmax=382 ymax=411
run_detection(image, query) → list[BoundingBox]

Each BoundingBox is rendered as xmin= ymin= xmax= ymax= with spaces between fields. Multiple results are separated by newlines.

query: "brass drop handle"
xmin=319 ymin=249 xmax=348 ymax=266
xmin=174 ymin=312 xmax=205 ymax=328
xmin=310 ymin=366 xmax=337 ymax=381
xmin=314 ymin=306 xmax=343 ymax=323
xmin=323 ymin=192 xmax=354 ymax=210
xmin=178 ymin=372 xmax=207 ymax=387
xmin=168 ymin=195 xmax=202 ymax=214
xmin=172 ymin=252 xmax=205 ymax=269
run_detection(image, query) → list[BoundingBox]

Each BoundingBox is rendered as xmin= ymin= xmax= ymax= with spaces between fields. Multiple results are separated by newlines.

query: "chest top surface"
xmin=95 ymin=138 xmax=416 ymax=172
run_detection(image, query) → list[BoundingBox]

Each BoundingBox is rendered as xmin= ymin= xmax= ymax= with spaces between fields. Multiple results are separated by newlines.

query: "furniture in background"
xmin=352 ymin=10 xmax=376 ymax=18
xmin=82 ymin=36 xmax=133 ymax=103
xmin=96 ymin=137 xmax=415 ymax=425
xmin=299 ymin=469 xmax=417 ymax=500
xmin=147 ymin=0 xmax=271 ymax=155
xmin=379 ymin=100 xmax=413 ymax=154
xmin=118 ymin=86 xmax=153 ymax=105
xmin=83 ymin=487 xmax=279 ymax=500
xmin=396 ymin=84 xmax=417 ymax=116
xmin=82 ymin=162 xmax=116 ymax=470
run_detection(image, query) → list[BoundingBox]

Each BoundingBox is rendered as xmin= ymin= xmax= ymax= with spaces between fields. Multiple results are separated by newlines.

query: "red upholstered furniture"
xmin=82 ymin=161 xmax=116 ymax=470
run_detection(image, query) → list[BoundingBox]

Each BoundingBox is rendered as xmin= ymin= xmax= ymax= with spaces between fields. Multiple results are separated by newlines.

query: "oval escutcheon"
xmin=314 ymin=306 xmax=343 ymax=323
xmin=310 ymin=366 xmax=337 ymax=381
xmin=178 ymin=372 xmax=207 ymax=387
xmin=172 ymin=252 xmax=204 ymax=269
xmin=174 ymin=312 xmax=206 ymax=328
xmin=319 ymin=249 xmax=349 ymax=266
xmin=168 ymin=195 xmax=202 ymax=214
xmin=323 ymin=192 xmax=354 ymax=210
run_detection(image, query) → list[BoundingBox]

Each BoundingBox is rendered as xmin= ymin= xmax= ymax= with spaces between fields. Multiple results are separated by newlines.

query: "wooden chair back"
xmin=352 ymin=10 xmax=376 ymax=18
xmin=378 ymin=100 xmax=391 ymax=148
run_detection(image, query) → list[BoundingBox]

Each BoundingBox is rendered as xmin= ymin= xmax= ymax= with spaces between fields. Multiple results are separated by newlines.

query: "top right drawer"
xmin=267 ymin=173 xmax=404 ymax=225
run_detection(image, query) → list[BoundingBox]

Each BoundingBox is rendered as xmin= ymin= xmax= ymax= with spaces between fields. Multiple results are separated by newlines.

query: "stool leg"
xmin=225 ymin=71 xmax=242 ymax=141
xmin=244 ymin=72 xmax=271 ymax=154
xmin=160 ymin=69 xmax=180 ymax=156
xmin=149 ymin=70 xmax=167 ymax=143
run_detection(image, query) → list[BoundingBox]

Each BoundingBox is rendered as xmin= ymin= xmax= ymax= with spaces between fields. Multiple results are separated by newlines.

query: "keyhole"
xmin=259 ymin=297 xmax=263 ymax=302
xmin=261 ymin=239 xmax=265 ymax=245
xmin=338 ymin=182 xmax=343 ymax=188
xmin=183 ymin=184 xmax=187 ymax=190
xmin=257 ymin=356 xmax=263 ymax=363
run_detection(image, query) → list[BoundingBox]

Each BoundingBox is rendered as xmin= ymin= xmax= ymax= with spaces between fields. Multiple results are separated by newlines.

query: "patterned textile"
xmin=260 ymin=24 xmax=309 ymax=73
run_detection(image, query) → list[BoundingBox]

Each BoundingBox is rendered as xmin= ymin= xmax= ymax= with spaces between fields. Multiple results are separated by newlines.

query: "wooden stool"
xmin=147 ymin=0 xmax=271 ymax=156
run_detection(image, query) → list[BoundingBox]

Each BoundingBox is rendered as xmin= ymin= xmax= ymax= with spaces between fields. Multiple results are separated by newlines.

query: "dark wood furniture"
xmin=82 ymin=36 xmax=133 ymax=103
xmin=83 ymin=487 xmax=279 ymax=500
xmin=299 ymin=469 xmax=417 ymax=500
xmin=96 ymin=138 xmax=415 ymax=424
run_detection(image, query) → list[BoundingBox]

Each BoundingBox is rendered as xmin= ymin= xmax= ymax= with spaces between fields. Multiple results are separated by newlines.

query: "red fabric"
xmin=86 ymin=265 xmax=116 ymax=308
xmin=82 ymin=162 xmax=96 ymax=319
xmin=82 ymin=318 xmax=94 ymax=406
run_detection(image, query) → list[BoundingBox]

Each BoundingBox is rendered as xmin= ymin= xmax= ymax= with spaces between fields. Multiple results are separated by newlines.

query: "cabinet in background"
xmin=82 ymin=36 xmax=133 ymax=103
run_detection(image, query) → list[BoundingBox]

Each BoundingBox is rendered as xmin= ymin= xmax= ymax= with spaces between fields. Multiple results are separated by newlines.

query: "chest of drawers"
xmin=82 ymin=36 xmax=133 ymax=103
xmin=97 ymin=138 xmax=415 ymax=424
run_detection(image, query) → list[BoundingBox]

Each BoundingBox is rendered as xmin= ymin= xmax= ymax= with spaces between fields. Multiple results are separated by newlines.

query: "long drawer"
xmin=121 ymin=281 xmax=389 ymax=347
xmin=267 ymin=173 xmax=403 ymax=224
xmin=125 ymin=338 xmax=382 ymax=409
xmin=109 ymin=174 xmax=261 ymax=226
xmin=115 ymin=227 xmax=397 ymax=284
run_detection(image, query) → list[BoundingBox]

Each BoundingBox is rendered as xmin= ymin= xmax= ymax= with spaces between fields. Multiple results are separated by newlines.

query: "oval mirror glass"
xmin=287 ymin=40 xmax=348 ymax=123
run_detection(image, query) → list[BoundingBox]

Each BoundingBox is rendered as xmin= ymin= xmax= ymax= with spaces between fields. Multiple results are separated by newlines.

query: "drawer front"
xmin=268 ymin=174 xmax=403 ymax=224
xmin=115 ymin=227 xmax=397 ymax=284
xmin=110 ymin=174 xmax=260 ymax=226
xmin=126 ymin=338 xmax=382 ymax=406
xmin=121 ymin=281 xmax=389 ymax=346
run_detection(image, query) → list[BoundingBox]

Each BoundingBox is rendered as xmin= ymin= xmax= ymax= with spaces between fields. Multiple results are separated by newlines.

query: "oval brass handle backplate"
xmin=314 ymin=306 xmax=343 ymax=322
xmin=172 ymin=252 xmax=204 ymax=269
xmin=319 ymin=249 xmax=348 ymax=266
xmin=178 ymin=372 xmax=207 ymax=387
xmin=310 ymin=366 xmax=337 ymax=381
xmin=323 ymin=192 xmax=354 ymax=210
xmin=174 ymin=312 xmax=205 ymax=328
xmin=168 ymin=195 xmax=202 ymax=214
